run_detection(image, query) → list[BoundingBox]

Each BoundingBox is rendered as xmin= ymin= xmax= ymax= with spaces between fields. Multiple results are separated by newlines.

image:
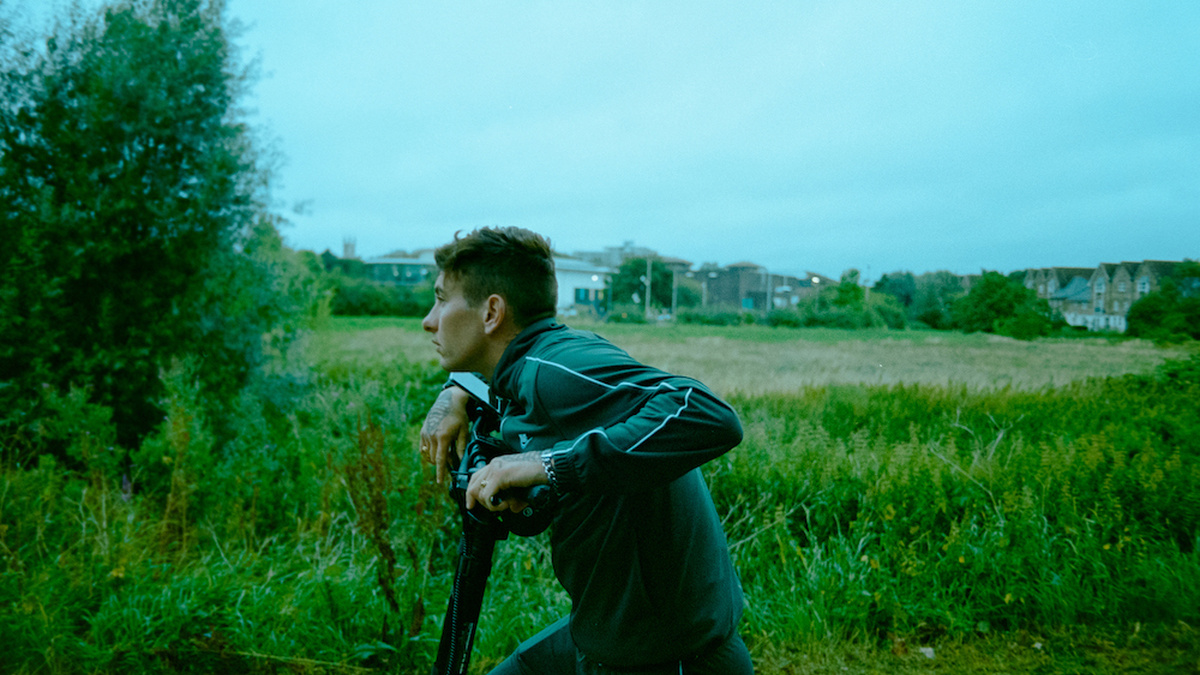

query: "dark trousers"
xmin=488 ymin=617 xmax=754 ymax=675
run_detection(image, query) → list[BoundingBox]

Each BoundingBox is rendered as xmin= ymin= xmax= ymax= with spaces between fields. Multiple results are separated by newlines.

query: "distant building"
xmin=1024 ymin=260 xmax=1185 ymax=332
xmin=701 ymin=262 xmax=834 ymax=310
xmin=363 ymin=249 xmax=437 ymax=285
xmin=572 ymin=240 xmax=658 ymax=269
xmin=553 ymin=256 xmax=611 ymax=316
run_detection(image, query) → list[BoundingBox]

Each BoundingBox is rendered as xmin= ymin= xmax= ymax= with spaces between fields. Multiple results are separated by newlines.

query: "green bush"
xmin=0 ymin=0 xmax=309 ymax=449
xmin=952 ymin=271 xmax=1052 ymax=340
xmin=1127 ymin=262 xmax=1200 ymax=343
xmin=765 ymin=309 xmax=803 ymax=328
xmin=605 ymin=304 xmax=649 ymax=323
xmin=330 ymin=276 xmax=432 ymax=317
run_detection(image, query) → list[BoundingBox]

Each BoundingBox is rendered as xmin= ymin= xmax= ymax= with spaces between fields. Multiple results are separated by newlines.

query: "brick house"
xmin=1024 ymin=260 xmax=1184 ymax=332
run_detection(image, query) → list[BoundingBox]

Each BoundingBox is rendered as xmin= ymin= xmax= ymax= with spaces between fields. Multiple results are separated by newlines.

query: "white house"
xmin=553 ymin=256 xmax=611 ymax=315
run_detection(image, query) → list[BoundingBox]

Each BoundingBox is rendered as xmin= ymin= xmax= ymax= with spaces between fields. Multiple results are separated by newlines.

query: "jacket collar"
xmin=491 ymin=317 xmax=564 ymax=399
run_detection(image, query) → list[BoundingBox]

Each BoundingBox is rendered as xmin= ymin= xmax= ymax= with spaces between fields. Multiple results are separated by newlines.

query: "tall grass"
xmin=2 ymin=319 xmax=1197 ymax=673
xmin=718 ymin=373 xmax=1200 ymax=647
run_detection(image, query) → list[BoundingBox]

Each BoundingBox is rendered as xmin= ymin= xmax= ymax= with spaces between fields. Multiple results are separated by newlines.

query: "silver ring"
xmin=480 ymin=480 xmax=488 ymax=488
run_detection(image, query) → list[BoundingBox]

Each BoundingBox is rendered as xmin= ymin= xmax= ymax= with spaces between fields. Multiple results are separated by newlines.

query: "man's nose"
xmin=421 ymin=309 xmax=437 ymax=333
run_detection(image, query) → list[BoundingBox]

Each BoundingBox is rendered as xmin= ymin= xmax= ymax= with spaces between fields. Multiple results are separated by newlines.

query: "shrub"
xmin=0 ymin=0 xmax=301 ymax=449
xmin=605 ymin=304 xmax=649 ymax=324
xmin=330 ymin=276 xmax=432 ymax=317
xmin=765 ymin=309 xmax=803 ymax=328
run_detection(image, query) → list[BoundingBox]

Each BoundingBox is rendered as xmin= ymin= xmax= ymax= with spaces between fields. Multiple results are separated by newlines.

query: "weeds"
xmin=1 ymin=325 xmax=1198 ymax=673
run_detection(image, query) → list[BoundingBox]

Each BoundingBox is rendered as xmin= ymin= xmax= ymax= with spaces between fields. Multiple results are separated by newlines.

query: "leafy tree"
xmin=873 ymin=271 xmax=917 ymax=308
xmin=868 ymin=292 xmax=907 ymax=330
xmin=610 ymin=257 xmax=674 ymax=310
xmin=831 ymin=268 xmax=865 ymax=309
xmin=1127 ymin=261 xmax=1200 ymax=343
xmin=951 ymin=271 xmax=1051 ymax=340
xmin=0 ymin=0 xmax=292 ymax=449
xmin=912 ymin=271 xmax=966 ymax=329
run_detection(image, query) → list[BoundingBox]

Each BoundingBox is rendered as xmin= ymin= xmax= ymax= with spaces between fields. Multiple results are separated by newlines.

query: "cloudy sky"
xmin=24 ymin=1 xmax=1200 ymax=281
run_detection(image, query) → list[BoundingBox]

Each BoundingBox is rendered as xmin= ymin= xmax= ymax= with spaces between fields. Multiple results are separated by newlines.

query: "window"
xmin=1096 ymin=280 xmax=1106 ymax=293
xmin=1137 ymin=277 xmax=1150 ymax=293
xmin=574 ymin=288 xmax=590 ymax=303
xmin=1118 ymin=281 xmax=1127 ymax=293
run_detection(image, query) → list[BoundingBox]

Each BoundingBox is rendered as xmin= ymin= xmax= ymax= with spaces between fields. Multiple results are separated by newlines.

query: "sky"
xmin=19 ymin=1 xmax=1200 ymax=282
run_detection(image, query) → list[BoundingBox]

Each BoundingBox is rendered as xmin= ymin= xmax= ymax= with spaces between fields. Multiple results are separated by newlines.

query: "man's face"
xmin=422 ymin=272 xmax=488 ymax=373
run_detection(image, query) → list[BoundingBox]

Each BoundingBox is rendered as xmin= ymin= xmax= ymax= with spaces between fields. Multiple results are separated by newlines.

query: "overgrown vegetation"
xmin=2 ymin=319 xmax=1198 ymax=673
xmin=1127 ymin=260 xmax=1200 ymax=343
xmin=0 ymin=0 xmax=316 ymax=450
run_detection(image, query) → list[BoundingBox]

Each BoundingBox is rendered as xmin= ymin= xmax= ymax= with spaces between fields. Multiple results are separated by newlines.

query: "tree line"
xmin=608 ymin=257 xmax=1199 ymax=342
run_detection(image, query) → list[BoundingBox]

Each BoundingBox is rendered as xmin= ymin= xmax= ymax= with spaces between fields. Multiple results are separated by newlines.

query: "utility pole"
xmin=671 ymin=269 xmax=678 ymax=319
xmin=645 ymin=257 xmax=653 ymax=319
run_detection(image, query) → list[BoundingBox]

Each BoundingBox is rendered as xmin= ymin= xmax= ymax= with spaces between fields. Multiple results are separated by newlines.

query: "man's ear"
xmin=481 ymin=294 xmax=509 ymax=335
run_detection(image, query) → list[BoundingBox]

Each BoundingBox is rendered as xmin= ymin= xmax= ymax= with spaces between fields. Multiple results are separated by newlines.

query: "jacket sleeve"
xmin=532 ymin=355 xmax=743 ymax=494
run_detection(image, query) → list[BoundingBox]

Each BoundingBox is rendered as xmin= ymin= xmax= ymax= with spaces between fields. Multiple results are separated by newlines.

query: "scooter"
xmin=433 ymin=373 xmax=555 ymax=675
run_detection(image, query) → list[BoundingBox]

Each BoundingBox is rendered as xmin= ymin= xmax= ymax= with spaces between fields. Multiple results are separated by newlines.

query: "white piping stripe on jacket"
xmin=525 ymin=357 xmax=694 ymax=455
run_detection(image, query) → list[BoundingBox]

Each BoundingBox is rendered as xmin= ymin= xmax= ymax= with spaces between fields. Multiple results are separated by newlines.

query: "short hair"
xmin=434 ymin=227 xmax=558 ymax=327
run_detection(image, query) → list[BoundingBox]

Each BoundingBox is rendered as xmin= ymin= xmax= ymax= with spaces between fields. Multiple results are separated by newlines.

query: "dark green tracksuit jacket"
xmin=488 ymin=318 xmax=745 ymax=667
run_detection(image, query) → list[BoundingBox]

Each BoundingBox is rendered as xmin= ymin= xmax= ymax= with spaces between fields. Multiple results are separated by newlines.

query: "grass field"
xmin=3 ymin=317 xmax=1198 ymax=674
xmin=307 ymin=317 xmax=1185 ymax=393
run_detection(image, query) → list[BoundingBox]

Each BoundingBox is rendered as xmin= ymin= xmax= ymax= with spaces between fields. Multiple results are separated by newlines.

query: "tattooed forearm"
xmin=424 ymin=391 xmax=454 ymax=427
xmin=500 ymin=451 xmax=542 ymax=464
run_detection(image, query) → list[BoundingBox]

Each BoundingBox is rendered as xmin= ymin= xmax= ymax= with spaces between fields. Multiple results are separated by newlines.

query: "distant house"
xmin=553 ymin=256 xmax=611 ymax=316
xmin=362 ymin=249 xmax=437 ymax=286
xmin=1133 ymin=261 xmax=1181 ymax=301
xmin=1024 ymin=260 xmax=1185 ymax=332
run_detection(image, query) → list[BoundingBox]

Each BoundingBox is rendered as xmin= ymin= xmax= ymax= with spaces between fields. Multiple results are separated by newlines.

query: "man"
xmin=419 ymin=226 xmax=753 ymax=674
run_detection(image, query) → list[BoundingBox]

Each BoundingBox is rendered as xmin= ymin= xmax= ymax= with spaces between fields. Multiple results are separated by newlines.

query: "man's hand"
xmin=419 ymin=386 xmax=470 ymax=484
xmin=465 ymin=452 xmax=548 ymax=513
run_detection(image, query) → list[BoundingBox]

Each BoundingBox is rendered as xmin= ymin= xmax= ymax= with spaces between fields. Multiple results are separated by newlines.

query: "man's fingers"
xmin=456 ymin=427 xmax=469 ymax=460
xmin=435 ymin=438 xmax=450 ymax=485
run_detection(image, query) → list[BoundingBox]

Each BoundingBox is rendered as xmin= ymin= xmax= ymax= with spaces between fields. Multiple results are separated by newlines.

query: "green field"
xmin=310 ymin=317 xmax=1185 ymax=393
xmin=3 ymin=318 xmax=1199 ymax=674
